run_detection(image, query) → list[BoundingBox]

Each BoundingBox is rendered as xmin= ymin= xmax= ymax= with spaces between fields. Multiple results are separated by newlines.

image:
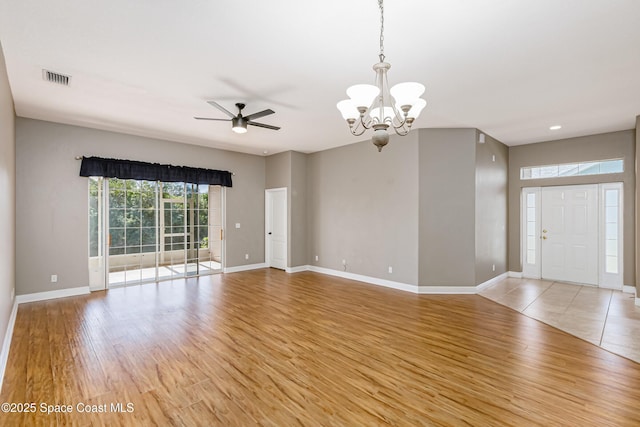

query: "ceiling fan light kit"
xmin=195 ymin=101 xmax=280 ymax=134
xmin=336 ymin=0 xmax=426 ymax=152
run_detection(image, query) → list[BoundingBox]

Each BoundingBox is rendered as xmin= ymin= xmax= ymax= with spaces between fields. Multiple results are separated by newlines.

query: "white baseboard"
xmin=418 ymin=286 xmax=477 ymax=294
xmin=306 ymin=266 xmax=512 ymax=295
xmin=223 ymin=263 xmax=268 ymax=274
xmin=308 ymin=266 xmax=421 ymax=293
xmin=623 ymin=285 xmax=636 ymax=295
xmin=508 ymin=271 xmax=524 ymax=278
xmin=476 ymin=272 xmax=509 ymax=292
xmin=285 ymin=265 xmax=309 ymax=274
xmin=16 ymin=286 xmax=90 ymax=304
xmin=0 ymin=300 xmax=18 ymax=394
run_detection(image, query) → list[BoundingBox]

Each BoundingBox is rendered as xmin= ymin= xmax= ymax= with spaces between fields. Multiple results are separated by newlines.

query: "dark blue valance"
xmin=79 ymin=156 xmax=233 ymax=187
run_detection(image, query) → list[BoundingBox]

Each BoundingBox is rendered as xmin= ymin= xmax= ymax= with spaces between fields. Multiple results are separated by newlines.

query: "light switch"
xmin=235 ymin=223 xmax=241 ymax=229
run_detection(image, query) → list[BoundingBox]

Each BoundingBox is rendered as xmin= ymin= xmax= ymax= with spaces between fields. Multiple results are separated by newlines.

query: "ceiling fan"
xmin=194 ymin=101 xmax=280 ymax=134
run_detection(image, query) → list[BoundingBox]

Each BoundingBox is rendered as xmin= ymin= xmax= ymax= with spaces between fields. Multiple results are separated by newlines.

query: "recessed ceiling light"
xmin=549 ymin=125 xmax=562 ymax=130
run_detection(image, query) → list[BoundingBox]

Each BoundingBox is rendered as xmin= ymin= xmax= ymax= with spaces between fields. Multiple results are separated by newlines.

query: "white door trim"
xmin=265 ymin=188 xmax=287 ymax=270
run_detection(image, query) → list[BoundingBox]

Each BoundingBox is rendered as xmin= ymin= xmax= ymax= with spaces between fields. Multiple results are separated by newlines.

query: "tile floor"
xmin=480 ymin=277 xmax=640 ymax=363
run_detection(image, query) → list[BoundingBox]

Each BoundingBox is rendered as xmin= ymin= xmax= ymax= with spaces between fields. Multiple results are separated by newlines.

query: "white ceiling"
xmin=1 ymin=0 xmax=639 ymax=155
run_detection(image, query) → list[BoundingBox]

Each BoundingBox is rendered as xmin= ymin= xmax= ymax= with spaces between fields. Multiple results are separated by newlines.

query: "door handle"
xmin=542 ymin=229 xmax=548 ymax=233
xmin=541 ymin=236 xmax=547 ymax=240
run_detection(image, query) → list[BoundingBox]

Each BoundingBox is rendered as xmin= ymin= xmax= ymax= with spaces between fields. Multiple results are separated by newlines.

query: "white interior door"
xmin=265 ymin=188 xmax=287 ymax=270
xmin=541 ymin=185 xmax=598 ymax=284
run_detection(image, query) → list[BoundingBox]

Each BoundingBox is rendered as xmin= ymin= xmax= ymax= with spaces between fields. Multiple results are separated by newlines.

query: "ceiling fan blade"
xmin=247 ymin=121 xmax=280 ymax=131
xmin=244 ymin=109 xmax=275 ymax=121
xmin=194 ymin=117 xmax=231 ymax=122
xmin=206 ymin=101 xmax=236 ymax=118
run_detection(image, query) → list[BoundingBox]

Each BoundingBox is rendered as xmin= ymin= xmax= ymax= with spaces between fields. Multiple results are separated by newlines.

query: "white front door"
xmin=265 ymin=188 xmax=287 ymax=270
xmin=540 ymin=185 xmax=598 ymax=285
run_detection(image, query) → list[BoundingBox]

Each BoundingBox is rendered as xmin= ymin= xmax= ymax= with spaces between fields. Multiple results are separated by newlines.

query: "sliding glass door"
xmin=88 ymin=178 xmax=223 ymax=289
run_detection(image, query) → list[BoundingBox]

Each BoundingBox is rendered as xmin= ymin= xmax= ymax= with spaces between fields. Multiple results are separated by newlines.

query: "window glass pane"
xmin=578 ymin=162 xmax=599 ymax=175
xmin=109 ymin=209 xmax=125 ymax=228
xmin=111 ymin=228 xmax=125 ymax=247
xmin=605 ymin=239 xmax=618 ymax=257
xmin=605 ymin=206 xmax=618 ymax=223
xmin=605 ymin=189 xmax=618 ymax=207
xmin=125 ymin=246 xmax=141 ymax=254
xmin=527 ymin=207 xmax=536 ymax=220
xmin=558 ymin=163 xmax=578 ymax=177
xmin=527 ymin=236 xmax=536 ymax=250
xmin=126 ymin=209 xmax=141 ymax=228
xmin=527 ymin=250 xmax=535 ymax=264
xmin=521 ymin=159 xmax=624 ymax=180
xmin=538 ymin=165 xmax=558 ymax=178
xmin=110 ymin=180 xmax=125 ymax=208
xmin=141 ymin=209 xmax=155 ymax=227
xmin=198 ymin=209 xmax=208 ymax=226
xmin=527 ymin=222 xmax=535 ymax=236
xmin=526 ymin=193 xmax=535 ymax=206
xmin=171 ymin=210 xmax=184 ymax=226
xmin=89 ymin=177 xmax=101 ymax=258
xmin=126 ymin=229 xmax=140 ymax=246
xmin=606 ymin=223 xmax=618 ymax=240
xmin=606 ymin=256 xmax=618 ymax=274
xmin=141 ymin=227 xmax=156 ymax=245
xmin=198 ymin=226 xmax=209 ymax=248
xmin=141 ymin=245 xmax=156 ymax=253
xmin=109 ymin=247 xmax=124 ymax=256
xmin=600 ymin=160 xmax=623 ymax=173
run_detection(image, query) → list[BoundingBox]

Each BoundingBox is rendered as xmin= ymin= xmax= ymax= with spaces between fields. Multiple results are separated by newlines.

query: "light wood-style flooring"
xmin=2 ymin=269 xmax=640 ymax=426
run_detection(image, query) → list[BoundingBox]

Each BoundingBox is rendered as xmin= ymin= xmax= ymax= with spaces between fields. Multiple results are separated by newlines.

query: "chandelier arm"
xmin=350 ymin=126 xmax=368 ymax=137
xmin=348 ymin=116 xmax=372 ymax=136
xmin=392 ymin=126 xmax=410 ymax=137
xmin=359 ymin=115 xmax=374 ymax=130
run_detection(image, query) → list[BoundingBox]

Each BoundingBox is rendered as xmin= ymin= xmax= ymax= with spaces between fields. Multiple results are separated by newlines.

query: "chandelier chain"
xmin=378 ymin=0 xmax=385 ymax=62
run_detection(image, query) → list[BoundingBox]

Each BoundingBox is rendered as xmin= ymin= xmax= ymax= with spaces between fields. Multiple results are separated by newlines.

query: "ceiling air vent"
xmin=42 ymin=69 xmax=71 ymax=86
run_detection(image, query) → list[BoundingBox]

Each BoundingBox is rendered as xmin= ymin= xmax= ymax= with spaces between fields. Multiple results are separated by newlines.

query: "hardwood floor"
xmin=1 ymin=269 xmax=639 ymax=426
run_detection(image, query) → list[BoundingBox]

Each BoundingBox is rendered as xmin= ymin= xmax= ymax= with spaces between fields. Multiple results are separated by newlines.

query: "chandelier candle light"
xmin=337 ymin=0 xmax=426 ymax=152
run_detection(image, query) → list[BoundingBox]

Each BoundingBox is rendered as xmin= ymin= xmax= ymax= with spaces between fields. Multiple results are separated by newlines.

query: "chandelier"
xmin=336 ymin=0 xmax=426 ymax=152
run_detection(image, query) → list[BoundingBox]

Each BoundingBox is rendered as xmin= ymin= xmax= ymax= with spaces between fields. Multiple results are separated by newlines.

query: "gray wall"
xmin=508 ymin=130 xmax=636 ymax=286
xmin=265 ymin=151 xmax=290 ymax=190
xmin=0 ymin=41 xmax=16 ymax=355
xmin=417 ymin=128 xmax=509 ymax=287
xmin=419 ymin=129 xmax=476 ymax=286
xmin=265 ymin=151 xmax=307 ymax=268
xmin=15 ymin=118 xmax=266 ymax=295
xmin=307 ymin=133 xmax=420 ymax=285
xmin=290 ymin=151 xmax=308 ymax=268
xmin=475 ymin=131 xmax=509 ymax=284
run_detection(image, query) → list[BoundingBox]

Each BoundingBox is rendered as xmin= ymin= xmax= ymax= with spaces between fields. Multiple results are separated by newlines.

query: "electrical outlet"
xmin=11 ymin=287 xmax=15 ymax=300
xmin=342 ymin=259 xmax=346 ymax=266
xmin=235 ymin=223 xmax=241 ymax=229
xmin=315 ymin=255 xmax=319 ymax=261
xmin=492 ymin=264 xmax=496 ymax=272
xmin=388 ymin=266 xmax=393 ymax=274
xmin=245 ymin=254 xmax=249 ymax=260
xmin=51 ymin=274 xmax=58 ymax=283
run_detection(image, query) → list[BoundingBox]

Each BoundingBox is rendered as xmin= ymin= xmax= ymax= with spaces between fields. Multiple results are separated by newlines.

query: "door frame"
xmin=265 ymin=187 xmax=287 ymax=270
xmin=520 ymin=183 xmax=623 ymax=289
